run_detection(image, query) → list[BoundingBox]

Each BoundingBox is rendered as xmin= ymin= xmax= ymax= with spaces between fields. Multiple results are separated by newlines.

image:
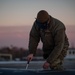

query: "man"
xmin=27 ymin=10 xmax=69 ymax=70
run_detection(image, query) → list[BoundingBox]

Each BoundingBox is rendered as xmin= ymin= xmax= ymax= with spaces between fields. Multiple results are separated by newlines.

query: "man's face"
xmin=36 ymin=18 xmax=50 ymax=29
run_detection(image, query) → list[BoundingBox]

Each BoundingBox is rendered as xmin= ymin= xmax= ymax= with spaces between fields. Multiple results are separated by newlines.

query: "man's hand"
xmin=27 ymin=54 xmax=33 ymax=61
xmin=43 ymin=61 xmax=50 ymax=69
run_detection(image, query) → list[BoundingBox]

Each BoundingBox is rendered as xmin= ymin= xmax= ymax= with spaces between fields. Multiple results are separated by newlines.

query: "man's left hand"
xmin=43 ymin=61 xmax=50 ymax=69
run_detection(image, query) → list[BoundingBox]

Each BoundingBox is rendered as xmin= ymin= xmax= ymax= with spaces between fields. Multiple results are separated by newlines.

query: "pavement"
xmin=0 ymin=60 xmax=75 ymax=75
xmin=0 ymin=68 xmax=75 ymax=75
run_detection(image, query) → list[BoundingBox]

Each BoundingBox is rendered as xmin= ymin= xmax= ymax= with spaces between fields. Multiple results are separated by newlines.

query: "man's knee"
xmin=50 ymin=58 xmax=63 ymax=70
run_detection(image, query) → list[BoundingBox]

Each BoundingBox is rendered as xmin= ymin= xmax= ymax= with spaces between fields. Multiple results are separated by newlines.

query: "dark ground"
xmin=0 ymin=59 xmax=75 ymax=75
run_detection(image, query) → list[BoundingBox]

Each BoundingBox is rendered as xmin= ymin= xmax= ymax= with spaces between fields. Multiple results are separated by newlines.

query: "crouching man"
xmin=27 ymin=10 xmax=69 ymax=71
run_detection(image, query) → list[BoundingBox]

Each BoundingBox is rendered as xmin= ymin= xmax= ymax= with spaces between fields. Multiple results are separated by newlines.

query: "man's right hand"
xmin=27 ymin=54 xmax=33 ymax=61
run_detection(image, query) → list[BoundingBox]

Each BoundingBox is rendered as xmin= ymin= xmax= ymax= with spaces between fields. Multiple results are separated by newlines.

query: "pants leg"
xmin=50 ymin=47 xmax=68 ymax=70
xmin=50 ymin=58 xmax=64 ymax=71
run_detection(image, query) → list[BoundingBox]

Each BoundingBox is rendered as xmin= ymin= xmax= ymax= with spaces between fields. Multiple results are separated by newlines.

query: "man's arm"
xmin=47 ymin=29 xmax=65 ymax=64
xmin=28 ymin=23 xmax=40 ymax=55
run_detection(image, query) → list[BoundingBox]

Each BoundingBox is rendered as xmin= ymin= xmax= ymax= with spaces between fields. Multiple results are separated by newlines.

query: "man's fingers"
xmin=43 ymin=65 xmax=49 ymax=69
xmin=43 ymin=61 xmax=50 ymax=69
xmin=28 ymin=57 xmax=32 ymax=62
xmin=27 ymin=54 xmax=33 ymax=61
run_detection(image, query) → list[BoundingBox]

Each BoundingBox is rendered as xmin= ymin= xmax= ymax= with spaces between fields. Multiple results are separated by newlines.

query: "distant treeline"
xmin=0 ymin=46 xmax=43 ymax=60
xmin=0 ymin=46 xmax=75 ymax=61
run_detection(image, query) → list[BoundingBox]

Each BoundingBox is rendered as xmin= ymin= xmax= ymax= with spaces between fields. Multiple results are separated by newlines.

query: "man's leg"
xmin=50 ymin=58 xmax=65 ymax=71
xmin=50 ymin=48 xmax=68 ymax=71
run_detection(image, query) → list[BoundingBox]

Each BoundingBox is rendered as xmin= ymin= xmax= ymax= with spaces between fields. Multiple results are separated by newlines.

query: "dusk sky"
xmin=0 ymin=0 xmax=75 ymax=26
xmin=0 ymin=0 xmax=75 ymax=48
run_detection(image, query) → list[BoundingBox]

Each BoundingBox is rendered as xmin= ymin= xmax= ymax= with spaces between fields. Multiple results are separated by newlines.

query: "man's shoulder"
xmin=52 ymin=17 xmax=66 ymax=31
